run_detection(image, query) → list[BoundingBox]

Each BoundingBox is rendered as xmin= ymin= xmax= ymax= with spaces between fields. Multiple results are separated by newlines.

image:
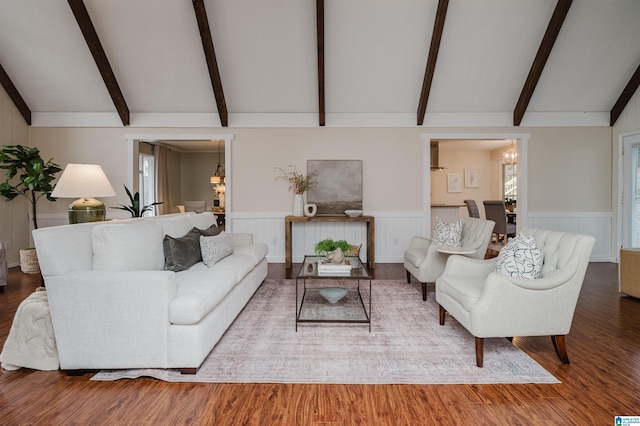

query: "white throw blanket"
xmin=0 ymin=287 xmax=59 ymax=371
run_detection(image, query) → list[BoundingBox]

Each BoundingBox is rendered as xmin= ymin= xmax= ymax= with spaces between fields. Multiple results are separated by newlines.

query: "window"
xmin=503 ymin=163 xmax=517 ymax=201
xmin=139 ymin=153 xmax=157 ymax=216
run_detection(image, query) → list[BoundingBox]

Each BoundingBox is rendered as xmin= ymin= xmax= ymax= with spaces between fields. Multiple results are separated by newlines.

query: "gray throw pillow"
xmin=199 ymin=224 xmax=222 ymax=237
xmin=163 ymin=228 xmax=202 ymax=272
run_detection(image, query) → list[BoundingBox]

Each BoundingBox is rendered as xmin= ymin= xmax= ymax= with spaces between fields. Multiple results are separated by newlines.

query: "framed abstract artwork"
xmin=307 ymin=160 xmax=363 ymax=214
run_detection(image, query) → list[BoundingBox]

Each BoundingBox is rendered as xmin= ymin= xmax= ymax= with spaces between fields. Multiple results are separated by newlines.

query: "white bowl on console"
xmin=345 ymin=210 xmax=363 ymax=217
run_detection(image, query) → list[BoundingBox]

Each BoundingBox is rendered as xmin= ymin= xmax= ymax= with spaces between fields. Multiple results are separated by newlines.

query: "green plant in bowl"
xmin=314 ymin=238 xmax=354 ymax=256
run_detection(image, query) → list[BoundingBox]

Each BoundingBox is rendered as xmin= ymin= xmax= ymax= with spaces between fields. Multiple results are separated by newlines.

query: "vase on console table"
xmin=293 ymin=194 xmax=304 ymax=217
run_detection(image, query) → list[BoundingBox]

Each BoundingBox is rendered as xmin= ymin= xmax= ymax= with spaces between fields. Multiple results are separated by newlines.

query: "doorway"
xmin=125 ymin=133 xmax=233 ymax=227
xmin=620 ymin=131 xmax=640 ymax=248
xmin=422 ymin=133 xmax=530 ymax=235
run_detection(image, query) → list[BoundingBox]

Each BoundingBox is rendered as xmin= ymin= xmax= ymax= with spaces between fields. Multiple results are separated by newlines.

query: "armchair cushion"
xmin=432 ymin=218 xmax=462 ymax=247
xmin=494 ymin=233 xmax=543 ymax=279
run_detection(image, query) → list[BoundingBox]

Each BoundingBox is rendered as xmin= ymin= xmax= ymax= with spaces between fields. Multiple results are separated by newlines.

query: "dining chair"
xmin=183 ymin=201 xmax=206 ymax=213
xmin=483 ymin=200 xmax=516 ymax=243
xmin=464 ymin=200 xmax=480 ymax=218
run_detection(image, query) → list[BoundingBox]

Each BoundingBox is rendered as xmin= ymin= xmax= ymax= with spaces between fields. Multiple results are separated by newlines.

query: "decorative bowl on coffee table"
xmin=319 ymin=287 xmax=348 ymax=303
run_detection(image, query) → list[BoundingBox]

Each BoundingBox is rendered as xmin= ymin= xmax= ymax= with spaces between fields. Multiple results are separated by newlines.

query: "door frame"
xmin=617 ymin=130 xmax=640 ymax=253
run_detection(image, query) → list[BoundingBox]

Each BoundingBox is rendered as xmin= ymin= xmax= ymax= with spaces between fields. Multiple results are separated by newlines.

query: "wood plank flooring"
xmin=1 ymin=262 xmax=639 ymax=425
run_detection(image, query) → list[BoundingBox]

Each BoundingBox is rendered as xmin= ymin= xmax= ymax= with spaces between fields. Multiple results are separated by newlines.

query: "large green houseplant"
xmin=0 ymin=145 xmax=62 ymax=230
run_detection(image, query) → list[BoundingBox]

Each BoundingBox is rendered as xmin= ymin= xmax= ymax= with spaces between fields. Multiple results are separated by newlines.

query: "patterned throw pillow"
xmin=200 ymin=232 xmax=233 ymax=267
xmin=432 ymin=218 xmax=462 ymax=247
xmin=495 ymin=233 xmax=543 ymax=279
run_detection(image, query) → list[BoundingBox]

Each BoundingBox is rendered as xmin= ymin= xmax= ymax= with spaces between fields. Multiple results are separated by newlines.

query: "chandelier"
xmin=501 ymin=141 xmax=517 ymax=165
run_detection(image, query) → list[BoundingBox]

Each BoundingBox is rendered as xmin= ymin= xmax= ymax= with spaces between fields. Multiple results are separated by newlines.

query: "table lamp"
xmin=51 ymin=164 xmax=117 ymax=224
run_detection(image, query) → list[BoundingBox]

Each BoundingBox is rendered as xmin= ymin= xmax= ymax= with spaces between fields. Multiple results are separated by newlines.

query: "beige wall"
xmin=180 ymin=152 xmax=217 ymax=208
xmin=0 ymin=97 xmax=617 ymax=264
xmin=0 ymin=87 xmax=30 ymax=265
xmin=25 ymin=126 xmax=612 ymax=215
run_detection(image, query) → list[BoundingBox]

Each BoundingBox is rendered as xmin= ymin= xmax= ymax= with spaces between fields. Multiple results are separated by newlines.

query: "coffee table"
xmin=296 ymin=255 xmax=372 ymax=332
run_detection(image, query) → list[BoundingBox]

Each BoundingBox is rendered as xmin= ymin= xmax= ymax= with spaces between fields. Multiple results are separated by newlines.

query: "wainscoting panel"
xmin=33 ymin=211 xmax=614 ymax=266
xmin=527 ymin=212 xmax=613 ymax=262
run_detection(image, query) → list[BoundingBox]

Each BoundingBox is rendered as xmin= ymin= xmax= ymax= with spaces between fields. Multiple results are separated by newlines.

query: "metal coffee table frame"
xmin=296 ymin=255 xmax=372 ymax=332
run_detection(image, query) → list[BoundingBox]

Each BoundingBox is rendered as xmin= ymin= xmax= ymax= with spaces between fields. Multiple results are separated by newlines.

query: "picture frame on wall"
xmin=447 ymin=173 xmax=462 ymax=193
xmin=307 ymin=160 xmax=363 ymax=214
xmin=464 ymin=169 xmax=479 ymax=188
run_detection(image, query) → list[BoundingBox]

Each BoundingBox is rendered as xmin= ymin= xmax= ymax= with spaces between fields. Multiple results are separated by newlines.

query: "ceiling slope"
xmin=0 ymin=0 xmax=638 ymax=128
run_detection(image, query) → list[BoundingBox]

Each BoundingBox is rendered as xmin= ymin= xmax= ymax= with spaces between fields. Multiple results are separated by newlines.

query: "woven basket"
xmin=20 ymin=248 xmax=40 ymax=274
xmin=347 ymin=244 xmax=362 ymax=256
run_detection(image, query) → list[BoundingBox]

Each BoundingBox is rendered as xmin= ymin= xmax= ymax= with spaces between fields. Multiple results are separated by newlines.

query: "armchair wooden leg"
xmin=551 ymin=335 xmax=570 ymax=364
xmin=439 ymin=305 xmax=445 ymax=325
xmin=475 ymin=337 xmax=484 ymax=368
xmin=422 ymin=282 xmax=427 ymax=301
xmin=406 ymin=270 xmax=411 ymax=283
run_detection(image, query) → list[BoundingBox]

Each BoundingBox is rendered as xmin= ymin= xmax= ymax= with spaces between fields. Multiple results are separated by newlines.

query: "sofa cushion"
xmin=170 ymin=268 xmax=238 ymax=325
xmin=212 ymin=253 xmax=255 ymax=282
xmin=495 ymin=233 xmax=543 ymax=279
xmin=432 ymin=218 xmax=462 ymax=247
xmin=92 ymin=221 xmax=165 ymax=271
xmin=232 ymin=243 xmax=268 ymax=266
xmin=152 ymin=214 xmax=194 ymax=238
xmin=201 ymin=232 xmax=233 ymax=267
xmin=164 ymin=228 xmax=202 ymax=272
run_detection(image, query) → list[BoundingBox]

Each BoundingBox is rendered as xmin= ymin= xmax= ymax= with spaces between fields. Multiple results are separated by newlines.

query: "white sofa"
xmin=32 ymin=212 xmax=268 ymax=373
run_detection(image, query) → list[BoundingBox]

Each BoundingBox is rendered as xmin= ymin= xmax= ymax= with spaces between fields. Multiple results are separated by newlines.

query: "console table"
xmin=284 ymin=215 xmax=375 ymax=269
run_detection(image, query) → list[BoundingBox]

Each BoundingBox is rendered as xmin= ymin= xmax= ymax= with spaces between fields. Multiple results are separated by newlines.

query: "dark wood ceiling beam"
xmin=317 ymin=0 xmax=325 ymax=127
xmin=68 ymin=0 xmax=130 ymax=126
xmin=0 ymin=62 xmax=31 ymax=125
xmin=417 ymin=0 xmax=449 ymax=126
xmin=192 ymin=0 xmax=228 ymax=127
xmin=513 ymin=0 xmax=572 ymax=126
xmin=610 ymin=63 xmax=640 ymax=126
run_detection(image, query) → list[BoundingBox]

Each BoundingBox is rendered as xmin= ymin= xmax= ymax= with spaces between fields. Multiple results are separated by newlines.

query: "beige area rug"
xmin=92 ymin=279 xmax=559 ymax=384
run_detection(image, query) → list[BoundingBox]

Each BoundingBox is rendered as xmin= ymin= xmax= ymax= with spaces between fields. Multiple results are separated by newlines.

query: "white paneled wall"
xmin=527 ymin=212 xmax=613 ymax=262
xmin=34 ymin=211 xmax=613 ymax=265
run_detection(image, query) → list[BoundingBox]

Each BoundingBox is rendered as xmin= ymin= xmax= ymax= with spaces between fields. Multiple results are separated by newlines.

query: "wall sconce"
xmin=51 ymin=164 xmax=116 ymax=224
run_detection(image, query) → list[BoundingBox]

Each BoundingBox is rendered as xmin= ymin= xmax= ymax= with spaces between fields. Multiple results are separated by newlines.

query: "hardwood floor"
xmin=1 ymin=262 xmax=639 ymax=425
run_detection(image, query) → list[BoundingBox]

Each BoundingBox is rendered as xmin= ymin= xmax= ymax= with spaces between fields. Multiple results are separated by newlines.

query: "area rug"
xmin=92 ymin=279 xmax=559 ymax=384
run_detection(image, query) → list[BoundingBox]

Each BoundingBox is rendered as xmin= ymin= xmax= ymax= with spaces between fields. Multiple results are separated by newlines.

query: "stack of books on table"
xmin=318 ymin=260 xmax=352 ymax=275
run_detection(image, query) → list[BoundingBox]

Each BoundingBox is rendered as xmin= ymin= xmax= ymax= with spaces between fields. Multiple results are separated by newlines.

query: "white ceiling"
xmin=1 ymin=0 xmax=639 ymax=128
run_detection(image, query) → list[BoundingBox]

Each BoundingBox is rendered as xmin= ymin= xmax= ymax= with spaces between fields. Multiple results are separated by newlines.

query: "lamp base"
xmin=68 ymin=198 xmax=106 ymax=224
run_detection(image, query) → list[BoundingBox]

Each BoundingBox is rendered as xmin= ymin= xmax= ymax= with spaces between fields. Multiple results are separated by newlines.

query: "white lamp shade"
xmin=51 ymin=164 xmax=117 ymax=198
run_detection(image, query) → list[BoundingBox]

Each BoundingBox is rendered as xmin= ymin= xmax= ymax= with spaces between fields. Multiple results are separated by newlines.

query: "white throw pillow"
xmin=92 ymin=221 xmax=165 ymax=271
xmin=432 ymin=218 xmax=462 ymax=247
xmin=495 ymin=233 xmax=543 ymax=279
xmin=200 ymin=232 xmax=233 ymax=267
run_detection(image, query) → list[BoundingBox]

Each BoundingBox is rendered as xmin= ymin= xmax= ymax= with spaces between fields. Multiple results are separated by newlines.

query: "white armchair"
xmin=404 ymin=217 xmax=495 ymax=300
xmin=436 ymin=228 xmax=595 ymax=367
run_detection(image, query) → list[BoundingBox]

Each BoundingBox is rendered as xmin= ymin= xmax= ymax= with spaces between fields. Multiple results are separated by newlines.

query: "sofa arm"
xmin=45 ymin=270 xmax=177 ymax=369
xmin=230 ymin=233 xmax=254 ymax=247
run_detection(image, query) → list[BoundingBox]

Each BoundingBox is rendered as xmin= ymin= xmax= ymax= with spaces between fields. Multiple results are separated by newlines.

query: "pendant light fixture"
xmin=210 ymin=140 xmax=225 ymax=184
xmin=501 ymin=140 xmax=517 ymax=165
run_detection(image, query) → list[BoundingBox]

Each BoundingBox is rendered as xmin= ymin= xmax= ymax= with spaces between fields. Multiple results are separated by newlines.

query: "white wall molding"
xmin=31 ymin=111 xmax=610 ymax=128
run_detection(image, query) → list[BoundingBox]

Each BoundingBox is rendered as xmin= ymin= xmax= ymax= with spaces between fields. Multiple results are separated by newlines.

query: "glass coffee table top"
xmin=298 ymin=255 xmax=371 ymax=279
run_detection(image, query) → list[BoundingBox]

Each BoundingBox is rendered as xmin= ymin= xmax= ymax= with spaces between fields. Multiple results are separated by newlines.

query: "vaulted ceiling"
xmin=1 ymin=0 xmax=639 ymax=129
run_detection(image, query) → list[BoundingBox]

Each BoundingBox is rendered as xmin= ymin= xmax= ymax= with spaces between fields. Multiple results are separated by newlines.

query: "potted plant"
xmin=0 ymin=145 xmax=62 ymax=273
xmin=314 ymin=238 xmax=361 ymax=257
xmin=111 ymin=184 xmax=163 ymax=217
xmin=275 ymin=165 xmax=317 ymax=217
xmin=504 ymin=197 xmax=516 ymax=212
